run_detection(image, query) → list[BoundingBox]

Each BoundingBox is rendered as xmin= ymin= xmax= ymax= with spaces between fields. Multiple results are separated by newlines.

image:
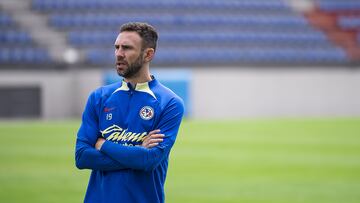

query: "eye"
xmin=122 ymin=45 xmax=131 ymax=50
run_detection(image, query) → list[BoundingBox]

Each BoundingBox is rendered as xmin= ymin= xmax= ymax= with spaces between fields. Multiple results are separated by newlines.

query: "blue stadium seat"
xmin=85 ymin=47 xmax=348 ymax=65
xmin=33 ymin=0 xmax=288 ymax=11
xmin=0 ymin=11 xmax=53 ymax=65
xmin=159 ymin=31 xmax=328 ymax=45
xmin=0 ymin=13 xmax=13 ymax=27
xmin=154 ymin=47 xmax=348 ymax=64
xmin=68 ymin=30 xmax=330 ymax=47
xmin=0 ymin=48 xmax=51 ymax=64
xmin=338 ymin=16 xmax=360 ymax=29
xmin=318 ymin=0 xmax=360 ymax=11
xmin=0 ymin=31 xmax=33 ymax=44
xmin=29 ymin=0 xmax=355 ymax=65
xmin=50 ymin=14 xmax=309 ymax=29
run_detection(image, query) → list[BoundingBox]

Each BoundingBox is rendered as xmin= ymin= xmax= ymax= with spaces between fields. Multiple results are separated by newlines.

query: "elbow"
xmin=126 ymin=159 xmax=157 ymax=171
xmin=75 ymin=150 xmax=86 ymax=170
xmin=75 ymin=162 xmax=83 ymax=170
xmin=125 ymin=154 xmax=160 ymax=171
xmin=142 ymin=162 xmax=159 ymax=172
xmin=75 ymin=158 xmax=85 ymax=170
xmin=139 ymin=151 xmax=165 ymax=172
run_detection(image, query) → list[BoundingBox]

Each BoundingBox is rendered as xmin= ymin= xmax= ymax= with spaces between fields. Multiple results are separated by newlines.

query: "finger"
xmin=147 ymin=143 xmax=159 ymax=148
xmin=142 ymin=134 xmax=163 ymax=143
xmin=148 ymin=134 xmax=165 ymax=139
xmin=142 ymin=141 xmax=154 ymax=148
xmin=141 ymin=133 xmax=164 ymax=148
xmin=147 ymin=138 xmax=163 ymax=144
xmin=148 ymin=129 xmax=161 ymax=135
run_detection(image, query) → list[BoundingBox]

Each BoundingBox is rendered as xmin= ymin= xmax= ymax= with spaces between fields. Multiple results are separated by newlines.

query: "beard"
xmin=116 ymin=53 xmax=144 ymax=79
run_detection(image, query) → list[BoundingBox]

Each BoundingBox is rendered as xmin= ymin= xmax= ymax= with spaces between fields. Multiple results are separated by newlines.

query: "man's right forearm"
xmin=75 ymin=139 xmax=128 ymax=171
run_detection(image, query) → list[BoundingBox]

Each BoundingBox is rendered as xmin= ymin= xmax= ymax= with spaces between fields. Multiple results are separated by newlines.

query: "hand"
xmin=141 ymin=129 xmax=164 ymax=149
xmin=95 ymin=137 xmax=106 ymax=150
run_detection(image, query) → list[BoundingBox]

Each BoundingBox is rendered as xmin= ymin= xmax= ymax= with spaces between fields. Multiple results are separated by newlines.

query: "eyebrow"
xmin=114 ymin=44 xmax=134 ymax=49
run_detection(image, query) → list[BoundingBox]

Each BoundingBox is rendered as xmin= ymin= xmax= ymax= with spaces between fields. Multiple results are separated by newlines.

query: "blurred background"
xmin=0 ymin=0 xmax=359 ymax=202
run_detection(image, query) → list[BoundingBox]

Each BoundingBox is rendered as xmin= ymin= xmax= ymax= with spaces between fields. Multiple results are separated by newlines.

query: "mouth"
xmin=116 ymin=61 xmax=127 ymax=69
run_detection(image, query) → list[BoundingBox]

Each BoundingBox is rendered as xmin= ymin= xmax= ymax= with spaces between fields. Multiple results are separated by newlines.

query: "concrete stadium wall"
xmin=0 ymin=67 xmax=359 ymax=119
xmin=192 ymin=67 xmax=360 ymax=118
xmin=0 ymin=70 xmax=102 ymax=119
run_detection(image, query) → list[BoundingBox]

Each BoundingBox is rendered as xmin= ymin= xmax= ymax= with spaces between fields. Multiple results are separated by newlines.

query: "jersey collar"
xmin=113 ymin=76 xmax=157 ymax=99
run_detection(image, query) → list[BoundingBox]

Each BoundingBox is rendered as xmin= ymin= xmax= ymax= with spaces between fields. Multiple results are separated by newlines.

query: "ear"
xmin=143 ymin=48 xmax=155 ymax=62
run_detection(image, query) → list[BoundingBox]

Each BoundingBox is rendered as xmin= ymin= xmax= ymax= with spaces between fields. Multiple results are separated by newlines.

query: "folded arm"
xmin=99 ymin=98 xmax=184 ymax=171
xmin=75 ymin=91 xmax=128 ymax=171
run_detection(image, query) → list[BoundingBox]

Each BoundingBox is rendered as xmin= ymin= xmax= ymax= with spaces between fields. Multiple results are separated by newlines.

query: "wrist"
xmin=95 ymin=138 xmax=106 ymax=150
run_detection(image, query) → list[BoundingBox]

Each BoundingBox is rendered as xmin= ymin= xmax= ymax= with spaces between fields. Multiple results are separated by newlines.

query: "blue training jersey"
xmin=75 ymin=77 xmax=184 ymax=203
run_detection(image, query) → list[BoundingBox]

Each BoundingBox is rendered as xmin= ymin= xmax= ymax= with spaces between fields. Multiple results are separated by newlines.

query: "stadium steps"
xmin=0 ymin=9 xmax=52 ymax=65
xmin=303 ymin=1 xmax=360 ymax=61
xmin=0 ymin=0 xmax=76 ymax=64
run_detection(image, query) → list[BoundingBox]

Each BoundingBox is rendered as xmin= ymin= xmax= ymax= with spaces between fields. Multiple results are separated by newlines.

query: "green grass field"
xmin=0 ymin=118 xmax=359 ymax=203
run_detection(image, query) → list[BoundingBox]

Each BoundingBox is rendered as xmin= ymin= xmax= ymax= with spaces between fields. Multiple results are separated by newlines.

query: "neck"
xmin=124 ymin=64 xmax=152 ymax=87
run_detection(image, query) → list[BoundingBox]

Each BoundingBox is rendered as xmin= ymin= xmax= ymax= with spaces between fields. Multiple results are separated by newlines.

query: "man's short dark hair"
xmin=120 ymin=22 xmax=158 ymax=52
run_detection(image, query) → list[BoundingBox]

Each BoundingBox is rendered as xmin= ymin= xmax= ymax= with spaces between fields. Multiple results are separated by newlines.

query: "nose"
xmin=115 ymin=48 xmax=125 ymax=58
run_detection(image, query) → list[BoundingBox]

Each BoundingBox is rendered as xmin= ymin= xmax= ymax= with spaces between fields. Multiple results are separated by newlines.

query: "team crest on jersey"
xmin=139 ymin=106 xmax=154 ymax=120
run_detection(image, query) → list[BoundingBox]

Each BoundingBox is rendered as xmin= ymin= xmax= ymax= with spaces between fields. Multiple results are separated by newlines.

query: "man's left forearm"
xmin=99 ymin=140 xmax=167 ymax=171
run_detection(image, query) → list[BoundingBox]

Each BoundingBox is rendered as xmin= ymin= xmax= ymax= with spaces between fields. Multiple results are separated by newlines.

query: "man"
xmin=75 ymin=22 xmax=184 ymax=203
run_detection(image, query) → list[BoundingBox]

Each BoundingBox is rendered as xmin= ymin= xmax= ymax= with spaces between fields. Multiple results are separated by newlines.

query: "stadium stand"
xmin=0 ymin=12 xmax=13 ymax=27
xmin=86 ymin=47 xmax=347 ymax=65
xmin=0 ymin=30 xmax=32 ymax=45
xmin=1 ymin=0 xmax=359 ymax=68
xmin=318 ymin=1 xmax=360 ymax=13
xmin=31 ymin=0 xmax=288 ymax=11
xmin=338 ymin=16 xmax=360 ymax=30
xmin=68 ymin=30 xmax=332 ymax=48
xmin=0 ymin=9 xmax=51 ymax=66
xmin=304 ymin=0 xmax=360 ymax=61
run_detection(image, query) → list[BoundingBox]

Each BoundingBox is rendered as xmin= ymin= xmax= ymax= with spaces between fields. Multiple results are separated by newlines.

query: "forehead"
xmin=115 ymin=31 xmax=142 ymax=47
